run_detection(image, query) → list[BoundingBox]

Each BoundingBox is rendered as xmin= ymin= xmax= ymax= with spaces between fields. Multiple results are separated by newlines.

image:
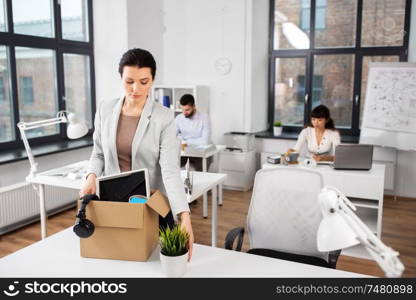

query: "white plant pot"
xmin=273 ymin=126 xmax=282 ymax=136
xmin=160 ymin=252 xmax=188 ymax=277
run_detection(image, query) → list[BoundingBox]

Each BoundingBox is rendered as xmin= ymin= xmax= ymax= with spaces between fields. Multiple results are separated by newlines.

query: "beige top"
xmin=116 ymin=114 xmax=140 ymax=172
xmin=294 ymin=127 xmax=341 ymax=157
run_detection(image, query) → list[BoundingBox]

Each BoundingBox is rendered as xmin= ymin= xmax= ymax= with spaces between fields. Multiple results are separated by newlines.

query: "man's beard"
xmin=185 ymin=110 xmax=195 ymax=118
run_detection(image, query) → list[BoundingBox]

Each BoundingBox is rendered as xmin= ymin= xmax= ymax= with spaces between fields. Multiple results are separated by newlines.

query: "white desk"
xmin=181 ymin=145 xmax=226 ymax=217
xmin=181 ymin=171 xmax=227 ymax=246
xmin=0 ymin=228 xmax=366 ymax=278
xmin=181 ymin=146 xmax=222 ymax=172
xmin=26 ymin=160 xmax=88 ymax=240
xmin=262 ymin=162 xmax=385 ymax=258
xmin=28 ymin=162 xmax=227 ymax=247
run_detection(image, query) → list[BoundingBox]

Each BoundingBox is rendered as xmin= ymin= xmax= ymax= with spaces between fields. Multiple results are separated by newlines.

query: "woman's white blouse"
xmin=293 ymin=127 xmax=341 ymax=157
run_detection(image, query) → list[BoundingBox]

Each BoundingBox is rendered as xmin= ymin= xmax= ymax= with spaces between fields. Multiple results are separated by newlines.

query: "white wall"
xmin=163 ymin=0 xmax=245 ymax=143
xmin=245 ymin=0 xmax=269 ymax=133
xmin=126 ymin=0 xmax=165 ymax=84
xmin=162 ymin=0 xmax=269 ymax=143
xmin=93 ymin=0 xmax=128 ymax=103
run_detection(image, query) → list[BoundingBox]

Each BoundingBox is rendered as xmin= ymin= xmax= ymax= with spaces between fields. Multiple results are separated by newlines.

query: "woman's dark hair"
xmin=118 ymin=48 xmax=156 ymax=79
xmin=307 ymin=104 xmax=336 ymax=130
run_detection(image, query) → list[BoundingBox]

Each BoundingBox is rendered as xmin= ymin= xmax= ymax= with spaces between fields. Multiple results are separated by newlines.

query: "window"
xmin=19 ymin=77 xmax=34 ymax=105
xmin=0 ymin=77 xmax=5 ymax=102
xmin=61 ymin=0 xmax=89 ymax=42
xmin=298 ymin=75 xmax=323 ymax=108
xmin=270 ymin=0 xmax=410 ymax=136
xmin=0 ymin=45 xmax=13 ymax=143
xmin=12 ymin=0 xmax=54 ymax=37
xmin=0 ymin=0 xmax=94 ymax=150
xmin=300 ymin=0 xmax=326 ymax=31
xmin=0 ymin=124 xmax=6 ymax=140
xmin=0 ymin=0 xmax=6 ymax=32
xmin=274 ymin=57 xmax=307 ymax=125
xmin=63 ymin=53 xmax=92 ymax=128
xmin=274 ymin=1 xmax=310 ymax=50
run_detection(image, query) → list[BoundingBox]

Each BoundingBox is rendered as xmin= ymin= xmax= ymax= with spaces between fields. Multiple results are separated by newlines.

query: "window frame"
xmin=268 ymin=0 xmax=412 ymax=137
xmin=0 ymin=0 xmax=95 ymax=150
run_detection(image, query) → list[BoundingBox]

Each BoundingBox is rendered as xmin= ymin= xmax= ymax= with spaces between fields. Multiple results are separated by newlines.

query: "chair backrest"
xmin=247 ymin=167 xmax=328 ymax=261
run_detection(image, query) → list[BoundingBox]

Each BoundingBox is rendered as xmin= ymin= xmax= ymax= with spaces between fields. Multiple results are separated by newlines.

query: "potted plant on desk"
xmin=159 ymin=225 xmax=190 ymax=277
xmin=273 ymin=121 xmax=283 ymax=136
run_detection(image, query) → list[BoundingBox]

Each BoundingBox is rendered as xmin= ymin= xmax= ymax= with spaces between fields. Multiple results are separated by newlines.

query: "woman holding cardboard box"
xmin=79 ymin=48 xmax=194 ymax=261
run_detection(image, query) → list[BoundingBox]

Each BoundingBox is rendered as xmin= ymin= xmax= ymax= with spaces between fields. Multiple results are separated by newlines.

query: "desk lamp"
xmin=17 ymin=111 xmax=88 ymax=179
xmin=317 ymin=186 xmax=405 ymax=277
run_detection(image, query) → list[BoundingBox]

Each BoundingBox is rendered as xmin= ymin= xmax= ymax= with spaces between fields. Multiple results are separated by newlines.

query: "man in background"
xmin=175 ymin=94 xmax=211 ymax=171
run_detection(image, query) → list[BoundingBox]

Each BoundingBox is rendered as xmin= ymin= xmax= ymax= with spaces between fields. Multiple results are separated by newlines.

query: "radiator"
xmin=0 ymin=182 xmax=78 ymax=235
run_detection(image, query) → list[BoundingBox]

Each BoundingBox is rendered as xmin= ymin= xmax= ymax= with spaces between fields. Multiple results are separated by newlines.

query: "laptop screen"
xmin=334 ymin=144 xmax=373 ymax=170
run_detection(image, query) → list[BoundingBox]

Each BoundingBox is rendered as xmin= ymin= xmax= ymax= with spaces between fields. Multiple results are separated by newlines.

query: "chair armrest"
xmin=224 ymin=227 xmax=245 ymax=251
xmin=328 ymin=250 xmax=341 ymax=268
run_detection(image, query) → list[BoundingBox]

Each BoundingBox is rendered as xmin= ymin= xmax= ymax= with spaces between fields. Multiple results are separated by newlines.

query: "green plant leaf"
xmin=159 ymin=225 xmax=189 ymax=256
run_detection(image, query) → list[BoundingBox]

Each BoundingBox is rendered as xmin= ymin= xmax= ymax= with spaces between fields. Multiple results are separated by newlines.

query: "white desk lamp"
xmin=317 ymin=186 xmax=405 ymax=278
xmin=17 ymin=111 xmax=88 ymax=179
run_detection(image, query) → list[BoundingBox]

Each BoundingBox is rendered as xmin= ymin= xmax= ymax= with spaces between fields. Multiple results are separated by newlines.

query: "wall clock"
xmin=214 ymin=57 xmax=232 ymax=75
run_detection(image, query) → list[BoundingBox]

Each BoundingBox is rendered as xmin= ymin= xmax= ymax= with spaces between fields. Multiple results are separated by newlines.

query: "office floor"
xmin=0 ymin=190 xmax=415 ymax=277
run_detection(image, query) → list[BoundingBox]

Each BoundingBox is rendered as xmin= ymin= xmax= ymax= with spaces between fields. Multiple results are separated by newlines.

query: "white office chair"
xmin=225 ymin=168 xmax=340 ymax=268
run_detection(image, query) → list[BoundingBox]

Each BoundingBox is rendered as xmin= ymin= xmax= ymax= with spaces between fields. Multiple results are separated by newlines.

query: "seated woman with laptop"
xmin=288 ymin=105 xmax=340 ymax=162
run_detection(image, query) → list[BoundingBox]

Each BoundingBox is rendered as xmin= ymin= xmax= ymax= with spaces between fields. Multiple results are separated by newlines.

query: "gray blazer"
xmin=87 ymin=96 xmax=190 ymax=216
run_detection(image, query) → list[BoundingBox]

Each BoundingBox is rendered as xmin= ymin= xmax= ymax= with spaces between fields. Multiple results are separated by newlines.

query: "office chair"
xmin=225 ymin=168 xmax=340 ymax=268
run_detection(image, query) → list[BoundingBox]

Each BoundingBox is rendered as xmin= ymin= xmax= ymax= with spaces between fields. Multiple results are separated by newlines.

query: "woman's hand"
xmin=312 ymin=154 xmax=334 ymax=162
xmin=179 ymin=211 xmax=194 ymax=262
xmin=79 ymin=173 xmax=97 ymax=198
xmin=312 ymin=154 xmax=322 ymax=161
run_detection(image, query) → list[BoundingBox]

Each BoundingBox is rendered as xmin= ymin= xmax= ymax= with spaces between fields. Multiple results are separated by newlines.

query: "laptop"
xmin=97 ymin=168 xmax=150 ymax=202
xmin=333 ymin=144 xmax=374 ymax=170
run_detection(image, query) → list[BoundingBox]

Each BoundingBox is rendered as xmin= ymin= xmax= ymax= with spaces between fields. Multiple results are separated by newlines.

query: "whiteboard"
xmin=360 ymin=62 xmax=416 ymax=151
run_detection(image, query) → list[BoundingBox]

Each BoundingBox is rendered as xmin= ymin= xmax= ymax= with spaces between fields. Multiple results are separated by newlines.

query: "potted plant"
xmin=159 ymin=225 xmax=190 ymax=277
xmin=273 ymin=121 xmax=283 ymax=136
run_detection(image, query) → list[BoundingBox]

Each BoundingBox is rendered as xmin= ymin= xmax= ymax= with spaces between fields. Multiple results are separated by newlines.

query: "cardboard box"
xmin=78 ymin=190 xmax=170 ymax=261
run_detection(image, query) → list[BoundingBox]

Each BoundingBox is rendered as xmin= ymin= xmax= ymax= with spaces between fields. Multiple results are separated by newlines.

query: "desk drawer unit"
xmin=320 ymin=168 xmax=385 ymax=200
xmin=219 ymin=150 xmax=256 ymax=191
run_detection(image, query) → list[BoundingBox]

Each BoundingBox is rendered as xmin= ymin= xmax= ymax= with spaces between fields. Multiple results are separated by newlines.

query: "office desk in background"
xmin=262 ymin=162 xmax=385 ymax=259
xmin=181 ymin=171 xmax=227 ymax=246
xmin=181 ymin=145 xmax=226 ymax=218
xmin=0 ymin=228 xmax=366 ymax=278
xmin=28 ymin=161 xmax=226 ymax=247
xmin=181 ymin=145 xmax=224 ymax=172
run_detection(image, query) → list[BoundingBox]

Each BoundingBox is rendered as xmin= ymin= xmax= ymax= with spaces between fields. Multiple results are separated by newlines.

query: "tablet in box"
xmin=97 ymin=168 xmax=150 ymax=202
